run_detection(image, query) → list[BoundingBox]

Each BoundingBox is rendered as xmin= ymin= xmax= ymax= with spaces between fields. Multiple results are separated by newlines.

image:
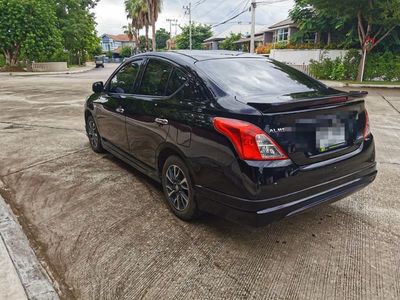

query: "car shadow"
xmin=101 ymin=150 xmax=359 ymax=246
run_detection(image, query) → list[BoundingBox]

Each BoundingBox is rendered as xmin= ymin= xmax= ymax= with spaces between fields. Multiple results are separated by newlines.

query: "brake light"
xmin=213 ymin=117 xmax=288 ymax=161
xmin=364 ymin=110 xmax=371 ymax=139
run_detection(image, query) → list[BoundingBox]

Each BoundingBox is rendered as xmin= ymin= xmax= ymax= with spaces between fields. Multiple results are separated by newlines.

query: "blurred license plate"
xmin=316 ymin=125 xmax=346 ymax=152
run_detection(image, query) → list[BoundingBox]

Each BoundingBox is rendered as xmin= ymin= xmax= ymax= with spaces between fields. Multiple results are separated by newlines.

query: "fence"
xmin=288 ymin=64 xmax=312 ymax=76
xmin=31 ymin=62 xmax=68 ymax=72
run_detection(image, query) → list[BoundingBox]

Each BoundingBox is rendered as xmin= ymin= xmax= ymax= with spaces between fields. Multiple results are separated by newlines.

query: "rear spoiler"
xmin=248 ymin=91 xmax=368 ymax=114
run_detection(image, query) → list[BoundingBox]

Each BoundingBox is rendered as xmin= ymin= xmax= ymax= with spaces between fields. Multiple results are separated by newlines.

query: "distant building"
xmin=261 ymin=18 xmax=298 ymax=44
xmin=203 ymin=24 xmax=264 ymax=50
xmin=100 ymin=34 xmax=136 ymax=54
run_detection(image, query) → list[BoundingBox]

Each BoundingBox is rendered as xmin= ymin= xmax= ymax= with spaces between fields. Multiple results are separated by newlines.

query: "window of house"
xmin=109 ymin=60 xmax=142 ymax=94
xmin=138 ymin=59 xmax=173 ymax=96
xmin=274 ymin=28 xmax=289 ymax=42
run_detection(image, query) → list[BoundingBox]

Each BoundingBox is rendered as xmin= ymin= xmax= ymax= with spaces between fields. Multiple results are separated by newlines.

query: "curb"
xmin=0 ymin=188 xmax=60 ymax=300
xmin=0 ymin=66 xmax=95 ymax=77
xmin=322 ymin=80 xmax=400 ymax=89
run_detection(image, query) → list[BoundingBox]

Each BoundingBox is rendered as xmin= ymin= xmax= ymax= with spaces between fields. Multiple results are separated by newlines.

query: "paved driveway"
xmin=0 ymin=65 xmax=399 ymax=299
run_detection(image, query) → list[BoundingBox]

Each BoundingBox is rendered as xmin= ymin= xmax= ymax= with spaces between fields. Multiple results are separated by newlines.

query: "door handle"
xmin=155 ymin=118 xmax=168 ymax=125
xmin=116 ymin=107 xmax=124 ymax=114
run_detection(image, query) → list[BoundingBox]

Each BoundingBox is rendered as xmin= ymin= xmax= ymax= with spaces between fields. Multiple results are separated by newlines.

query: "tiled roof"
xmin=104 ymin=34 xmax=134 ymax=42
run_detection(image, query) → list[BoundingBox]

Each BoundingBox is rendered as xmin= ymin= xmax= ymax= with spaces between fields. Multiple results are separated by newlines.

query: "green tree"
xmin=0 ymin=0 xmax=62 ymax=66
xmin=120 ymin=46 xmax=133 ymax=57
xmin=156 ymin=28 xmax=170 ymax=50
xmin=146 ymin=0 xmax=162 ymax=51
xmin=219 ymin=33 xmax=241 ymax=51
xmin=138 ymin=35 xmax=152 ymax=52
xmin=175 ymin=24 xmax=212 ymax=50
xmin=301 ymin=0 xmax=400 ymax=80
xmin=55 ymin=0 xmax=100 ymax=65
xmin=290 ymin=0 xmax=349 ymax=45
xmin=125 ymin=0 xmax=150 ymax=51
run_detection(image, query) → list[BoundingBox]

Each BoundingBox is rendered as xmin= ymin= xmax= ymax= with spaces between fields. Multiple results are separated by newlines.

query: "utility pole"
xmin=250 ymin=0 xmax=256 ymax=54
xmin=183 ymin=2 xmax=192 ymax=50
xmin=172 ymin=22 xmax=179 ymax=36
xmin=166 ymin=18 xmax=177 ymax=36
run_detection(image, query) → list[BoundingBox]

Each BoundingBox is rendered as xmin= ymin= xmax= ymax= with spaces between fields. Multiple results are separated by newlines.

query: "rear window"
xmin=196 ymin=58 xmax=328 ymax=97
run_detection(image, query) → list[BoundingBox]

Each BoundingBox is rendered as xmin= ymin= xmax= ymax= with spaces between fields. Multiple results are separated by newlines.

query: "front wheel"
xmin=161 ymin=156 xmax=198 ymax=221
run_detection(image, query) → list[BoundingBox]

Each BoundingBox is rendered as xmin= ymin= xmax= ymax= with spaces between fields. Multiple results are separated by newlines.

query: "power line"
xmin=211 ymin=7 xmax=250 ymax=28
xmin=194 ymin=0 xmax=207 ymax=7
xmin=194 ymin=0 xmax=230 ymax=20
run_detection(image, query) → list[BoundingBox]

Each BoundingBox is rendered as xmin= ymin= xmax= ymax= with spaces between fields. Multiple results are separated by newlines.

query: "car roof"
xmin=132 ymin=50 xmax=262 ymax=65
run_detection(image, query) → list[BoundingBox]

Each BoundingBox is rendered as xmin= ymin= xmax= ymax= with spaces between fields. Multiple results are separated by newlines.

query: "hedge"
xmin=309 ymin=50 xmax=400 ymax=82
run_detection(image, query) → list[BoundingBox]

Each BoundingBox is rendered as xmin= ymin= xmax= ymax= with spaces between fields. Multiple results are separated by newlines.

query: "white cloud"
xmin=93 ymin=0 xmax=294 ymax=36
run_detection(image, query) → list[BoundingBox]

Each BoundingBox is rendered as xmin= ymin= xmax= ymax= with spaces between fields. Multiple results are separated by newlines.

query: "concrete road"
xmin=0 ymin=64 xmax=399 ymax=299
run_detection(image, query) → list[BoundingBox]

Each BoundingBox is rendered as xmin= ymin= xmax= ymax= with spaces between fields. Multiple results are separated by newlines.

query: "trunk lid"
xmin=242 ymin=91 xmax=368 ymax=166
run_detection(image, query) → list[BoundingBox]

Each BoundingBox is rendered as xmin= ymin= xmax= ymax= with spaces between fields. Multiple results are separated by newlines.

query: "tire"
xmin=86 ymin=115 xmax=104 ymax=153
xmin=161 ymin=156 xmax=198 ymax=221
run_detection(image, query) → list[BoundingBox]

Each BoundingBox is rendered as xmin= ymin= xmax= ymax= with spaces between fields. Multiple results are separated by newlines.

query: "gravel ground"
xmin=0 ymin=65 xmax=399 ymax=299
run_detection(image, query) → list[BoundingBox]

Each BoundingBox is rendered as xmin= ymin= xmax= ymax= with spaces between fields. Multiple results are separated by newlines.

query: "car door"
xmin=94 ymin=60 xmax=143 ymax=152
xmin=124 ymin=58 xmax=174 ymax=169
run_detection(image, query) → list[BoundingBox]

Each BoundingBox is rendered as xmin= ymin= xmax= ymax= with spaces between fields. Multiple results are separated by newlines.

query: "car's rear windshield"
xmin=196 ymin=58 xmax=328 ymax=97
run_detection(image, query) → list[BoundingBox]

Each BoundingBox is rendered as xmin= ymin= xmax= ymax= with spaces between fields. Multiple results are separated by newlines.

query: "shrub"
xmin=364 ymin=52 xmax=400 ymax=81
xmin=256 ymin=44 xmax=273 ymax=54
xmin=0 ymin=54 xmax=5 ymax=67
xmin=309 ymin=50 xmax=400 ymax=81
xmin=342 ymin=49 xmax=361 ymax=81
xmin=271 ymin=42 xmax=342 ymax=50
xmin=310 ymin=57 xmax=335 ymax=79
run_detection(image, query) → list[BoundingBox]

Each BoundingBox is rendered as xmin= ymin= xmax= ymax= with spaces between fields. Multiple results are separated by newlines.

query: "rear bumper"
xmin=195 ymin=162 xmax=377 ymax=227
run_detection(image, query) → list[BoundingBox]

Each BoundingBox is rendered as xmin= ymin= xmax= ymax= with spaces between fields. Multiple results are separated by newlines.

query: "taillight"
xmin=364 ymin=110 xmax=371 ymax=139
xmin=213 ymin=117 xmax=289 ymax=161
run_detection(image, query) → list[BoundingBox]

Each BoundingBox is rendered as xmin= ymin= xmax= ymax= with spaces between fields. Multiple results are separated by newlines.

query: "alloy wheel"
xmin=165 ymin=164 xmax=190 ymax=211
xmin=87 ymin=119 xmax=99 ymax=148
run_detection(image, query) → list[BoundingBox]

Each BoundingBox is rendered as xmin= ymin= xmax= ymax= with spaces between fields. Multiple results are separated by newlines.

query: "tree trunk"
xmin=4 ymin=49 xmax=19 ymax=67
xmin=327 ymin=32 xmax=332 ymax=46
xmin=152 ymin=23 xmax=156 ymax=51
xmin=136 ymin=29 xmax=140 ymax=53
xmin=145 ymin=25 xmax=149 ymax=51
xmin=356 ymin=47 xmax=368 ymax=82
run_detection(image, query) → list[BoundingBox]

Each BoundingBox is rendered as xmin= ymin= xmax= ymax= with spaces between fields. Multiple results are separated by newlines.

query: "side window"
xmin=109 ymin=60 xmax=142 ymax=94
xmin=138 ymin=59 xmax=173 ymax=96
xmin=166 ymin=68 xmax=204 ymax=101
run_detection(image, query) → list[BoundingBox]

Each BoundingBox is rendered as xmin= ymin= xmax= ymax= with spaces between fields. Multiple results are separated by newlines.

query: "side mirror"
xmin=92 ymin=81 xmax=104 ymax=93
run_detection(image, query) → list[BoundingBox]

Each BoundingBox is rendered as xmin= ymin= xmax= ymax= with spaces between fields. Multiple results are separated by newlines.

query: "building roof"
xmin=132 ymin=50 xmax=262 ymax=64
xmin=233 ymin=35 xmax=264 ymax=44
xmin=103 ymin=34 xmax=133 ymax=42
xmin=268 ymin=18 xmax=296 ymax=29
xmin=260 ymin=18 xmax=297 ymax=33
xmin=204 ymin=24 xmax=264 ymax=43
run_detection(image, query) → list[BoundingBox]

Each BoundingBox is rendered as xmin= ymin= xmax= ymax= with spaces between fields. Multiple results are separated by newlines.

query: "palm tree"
xmin=125 ymin=0 xmax=143 ymax=52
xmin=146 ymin=0 xmax=162 ymax=51
xmin=122 ymin=24 xmax=134 ymax=55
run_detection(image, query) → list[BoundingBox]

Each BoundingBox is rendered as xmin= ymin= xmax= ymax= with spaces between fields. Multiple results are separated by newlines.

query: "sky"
xmin=93 ymin=0 xmax=295 ymax=37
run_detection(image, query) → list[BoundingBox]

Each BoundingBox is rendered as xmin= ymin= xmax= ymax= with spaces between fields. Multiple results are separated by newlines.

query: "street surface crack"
xmin=378 ymin=94 xmax=400 ymax=114
xmin=378 ymin=161 xmax=400 ymax=167
xmin=0 ymin=121 xmax=84 ymax=132
xmin=0 ymin=148 xmax=89 ymax=178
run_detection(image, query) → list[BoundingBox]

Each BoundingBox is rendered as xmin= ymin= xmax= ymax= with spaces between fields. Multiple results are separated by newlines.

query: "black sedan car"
xmin=84 ymin=50 xmax=377 ymax=226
